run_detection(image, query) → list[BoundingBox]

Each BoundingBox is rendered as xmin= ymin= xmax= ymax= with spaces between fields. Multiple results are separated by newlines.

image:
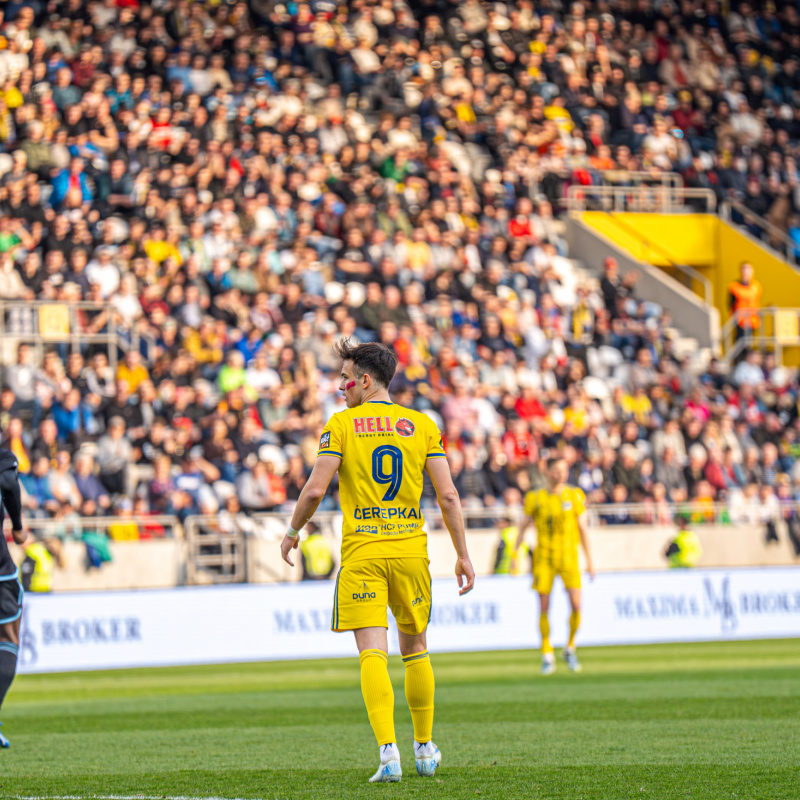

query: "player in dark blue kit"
xmin=0 ymin=449 xmax=26 ymax=748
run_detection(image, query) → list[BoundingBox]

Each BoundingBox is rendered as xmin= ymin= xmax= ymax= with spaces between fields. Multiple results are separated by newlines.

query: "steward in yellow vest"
xmin=493 ymin=523 xmax=530 ymax=575
xmin=665 ymin=518 xmax=703 ymax=568
xmin=300 ymin=526 xmax=335 ymax=581
xmin=20 ymin=540 xmax=54 ymax=592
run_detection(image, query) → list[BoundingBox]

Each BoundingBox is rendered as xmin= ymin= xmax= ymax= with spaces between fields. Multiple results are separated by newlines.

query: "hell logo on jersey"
xmin=353 ymin=416 xmax=394 ymax=434
xmin=395 ymin=418 xmax=415 ymax=437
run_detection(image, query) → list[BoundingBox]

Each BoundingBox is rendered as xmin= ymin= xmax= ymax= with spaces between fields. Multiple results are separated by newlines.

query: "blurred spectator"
xmin=21 ymin=455 xmax=60 ymax=519
xmin=48 ymin=449 xmax=82 ymax=510
xmin=73 ymin=451 xmax=111 ymax=517
xmin=4 ymin=343 xmax=36 ymax=420
xmin=97 ymin=416 xmax=132 ymax=495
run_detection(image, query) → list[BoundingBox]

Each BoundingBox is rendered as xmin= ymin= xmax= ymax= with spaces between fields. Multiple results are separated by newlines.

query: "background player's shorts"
xmin=533 ymin=559 xmax=581 ymax=594
xmin=332 ymin=557 xmax=431 ymax=635
xmin=0 ymin=569 xmax=23 ymax=624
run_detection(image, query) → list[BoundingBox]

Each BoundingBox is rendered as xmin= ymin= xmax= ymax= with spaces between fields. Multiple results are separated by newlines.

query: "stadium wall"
xmin=579 ymin=212 xmax=718 ymax=267
xmin=16 ymin=567 xmax=800 ymax=673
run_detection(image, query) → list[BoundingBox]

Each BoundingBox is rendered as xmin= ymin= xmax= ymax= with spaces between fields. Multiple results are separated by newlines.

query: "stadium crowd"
xmin=0 ymin=0 xmax=799 ymax=540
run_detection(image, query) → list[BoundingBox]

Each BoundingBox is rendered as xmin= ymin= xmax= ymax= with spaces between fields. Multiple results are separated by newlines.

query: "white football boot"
xmin=564 ymin=648 xmax=583 ymax=673
xmin=541 ymin=652 xmax=557 ymax=675
xmin=368 ymin=743 xmax=402 ymax=783
xmin=414 ymin=741 xmax=442 ymax=776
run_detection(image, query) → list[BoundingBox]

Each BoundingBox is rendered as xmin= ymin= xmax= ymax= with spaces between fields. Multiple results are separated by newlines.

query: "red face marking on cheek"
xmin=346 ymin=381 xmax=356 ymax=390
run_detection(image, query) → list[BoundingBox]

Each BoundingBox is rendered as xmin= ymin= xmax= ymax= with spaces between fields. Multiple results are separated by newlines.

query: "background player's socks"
xmin=0 ymin=642 xmax=19 ymax=712
xmin=403 ymin=650 xmax=434 ymax=744
xmin=568 ymin=610 xmax=581 ymax=650
xmin=359 ymin=649 xmax=396 ymax=746
xmin=539 ymin=613 xmax=554 ymax=655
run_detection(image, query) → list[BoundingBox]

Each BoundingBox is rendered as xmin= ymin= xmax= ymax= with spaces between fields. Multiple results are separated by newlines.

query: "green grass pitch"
xmin=0 ymin=639 xmax=798 ymax=800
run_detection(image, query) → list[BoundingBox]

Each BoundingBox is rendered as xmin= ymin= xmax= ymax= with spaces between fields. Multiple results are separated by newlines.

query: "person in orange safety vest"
xmin=728 ymin=262 xmax=762 ymax=337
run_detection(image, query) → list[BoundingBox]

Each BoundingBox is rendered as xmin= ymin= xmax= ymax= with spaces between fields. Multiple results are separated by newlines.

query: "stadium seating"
xmin=1 ymin=0 xmax=800 ymax=587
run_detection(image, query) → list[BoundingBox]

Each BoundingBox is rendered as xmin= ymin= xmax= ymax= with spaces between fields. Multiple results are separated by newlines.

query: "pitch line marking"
xmin=16 ymin=795 xmax=277 ymax=800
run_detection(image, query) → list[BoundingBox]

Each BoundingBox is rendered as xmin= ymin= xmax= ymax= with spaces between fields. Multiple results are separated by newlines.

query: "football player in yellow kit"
xmin=281 ymin=340 xmax=475 ymax=783
xmin=514 ymin=457 xmax=594 ymax=674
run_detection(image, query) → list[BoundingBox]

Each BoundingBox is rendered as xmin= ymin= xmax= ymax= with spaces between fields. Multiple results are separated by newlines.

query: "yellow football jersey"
xmin=524 ymin=486 xmax=586 ymax=569
xmin=318 ymin=400 xmax=446 ymax=564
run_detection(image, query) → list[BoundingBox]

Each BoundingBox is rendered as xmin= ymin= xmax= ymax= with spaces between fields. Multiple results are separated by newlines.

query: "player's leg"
xmin=333 ymin=560 xmax=400 ymax=782
xmin=567 ymin=588 xmax=582 ymax=649
xmin=389 ymin=558 xmax=440 ymax=777
xmin=399 ymin=629 xmax=434 ymax=746
xmin=538 ymin=591 xmax=556 ymax=674
xmin=398 ymin=629 xmax=439 ymax=776
xmin=0 ymin=617 xmax=21 ymax=749
xmin=563 ymin=578 xmax=583 ymax=672
xmin=354 ymin=627 xmax=402 ymax=782
xmin=354 ymin=626 xmax=397 ymax=749
xmin=533 ymin=558 xmax=556 ymax=673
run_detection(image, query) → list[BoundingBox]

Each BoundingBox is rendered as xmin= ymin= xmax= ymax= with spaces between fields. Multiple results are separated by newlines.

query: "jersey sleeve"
xmin=425 ymin=416 xmax=447 ymax=459
xmin=317 ymin=414 xmax=344 ymax=460
xmin=523 ymin=490 xmax=537 ymax=517
xmin=0 ymin=462 xmax=22 ymax=530
xmin=572 ymin=487 xmax=586 ymax=516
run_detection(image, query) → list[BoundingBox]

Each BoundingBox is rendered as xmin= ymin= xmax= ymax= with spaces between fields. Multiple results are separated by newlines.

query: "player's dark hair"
xmin=334 ymin=339 xmax=398 ymax=388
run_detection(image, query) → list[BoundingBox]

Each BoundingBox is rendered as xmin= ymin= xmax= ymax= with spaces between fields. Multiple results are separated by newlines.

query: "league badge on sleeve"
xmin=320 ymin=432 xmax=331 ymax=449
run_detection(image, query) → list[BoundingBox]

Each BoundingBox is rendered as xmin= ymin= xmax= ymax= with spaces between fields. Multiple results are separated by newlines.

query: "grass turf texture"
xmin=0 ymin=640 xmax=798 ymax=800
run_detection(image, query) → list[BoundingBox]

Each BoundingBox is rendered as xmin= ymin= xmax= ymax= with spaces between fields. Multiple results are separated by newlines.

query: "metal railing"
xmin=594 ymin=170 xmax=685 ymax=189
xmin=9 ymin=502 xmax=787 ymax=589
xmin=586 ymin=501 xmax=779 ymax=528
xmin=719 ymin=306 xmax=800 ymax=365
xmin=0 ymin=300 xmax=156 ymax=372
xmin=20 ymin=514 xmax=182 ymax=540
xmin=566 ymin=184 xmax=717 ymax=215
xmin=721 ymin=199 xmax=800 ymax=267
xmin=180 ymin=502 xmax=785 ymax=585
xmin=181 ymin=508 xmax=514 ymax=585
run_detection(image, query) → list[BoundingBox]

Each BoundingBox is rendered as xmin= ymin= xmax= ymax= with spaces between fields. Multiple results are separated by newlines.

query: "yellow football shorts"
xmin=533 ymin=552 xmax=581 ymax=595
xmin=331 ymin=557 xmax=432 ymax=635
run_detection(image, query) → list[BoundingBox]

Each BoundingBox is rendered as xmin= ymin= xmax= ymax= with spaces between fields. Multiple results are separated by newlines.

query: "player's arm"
xmin=280 ymin=455 xmax=340 ymax=567
xmin=509 ymin=515 xmax=532 ymax=573
xmin=425 ymin=456 xmax=475 ymax=595
xmin=577 ymin=512 xmax=594 ymax=580
xmin=0 ymin=466 xmax=26 ymax=545
xmin=514 ymin=515 xmax=532 ymax=553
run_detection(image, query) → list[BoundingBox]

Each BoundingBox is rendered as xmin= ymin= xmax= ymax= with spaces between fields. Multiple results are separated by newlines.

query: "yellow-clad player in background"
xmin=514 ymin=457 xmax=594 ymax=674
xmin=281 ymin=340 xmax=475 ymax=783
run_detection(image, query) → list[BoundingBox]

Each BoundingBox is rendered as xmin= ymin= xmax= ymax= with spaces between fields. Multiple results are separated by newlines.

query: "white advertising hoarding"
xmin=17 ymin=567 xmax=800 ymax=674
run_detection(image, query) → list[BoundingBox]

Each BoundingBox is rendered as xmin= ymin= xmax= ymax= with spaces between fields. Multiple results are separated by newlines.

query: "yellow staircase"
xmin=578 ymin=211 xmax=800 ymax=364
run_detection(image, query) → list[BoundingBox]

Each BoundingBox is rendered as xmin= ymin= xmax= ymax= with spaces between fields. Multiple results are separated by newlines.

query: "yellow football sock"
xmin=568 ymin=610 xmax=581 ymax=650
xmin=359 ymin=649 xmax=396 ymax=746
xmin=540 ymin=612 xmax=553 ymax=655
xmin=403 ymin=650 xmax=434 ymax=743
